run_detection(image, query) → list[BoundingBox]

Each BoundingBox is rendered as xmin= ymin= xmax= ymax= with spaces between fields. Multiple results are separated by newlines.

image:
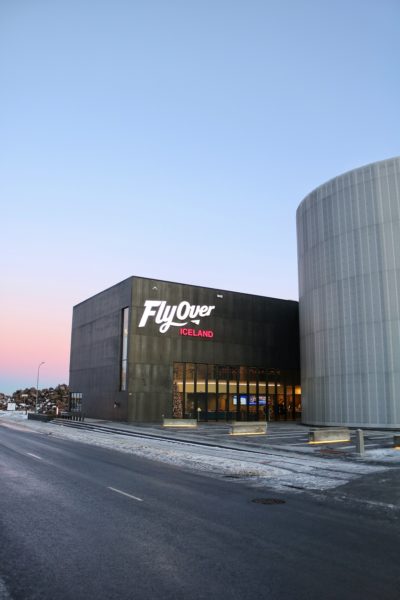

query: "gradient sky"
xmin=1 ymin=0 xmax=399 ymax=394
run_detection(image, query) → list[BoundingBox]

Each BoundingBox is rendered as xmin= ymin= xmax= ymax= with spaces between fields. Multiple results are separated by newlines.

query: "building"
xmin=297 ymin=157 xmax=400 ymax=428
xmin=69 ymin=277 xmax=301 ymax=422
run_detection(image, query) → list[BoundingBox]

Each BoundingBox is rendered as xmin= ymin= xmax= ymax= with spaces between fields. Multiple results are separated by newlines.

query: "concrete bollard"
xmin=356 ymin=429 xmax=365 ymax=455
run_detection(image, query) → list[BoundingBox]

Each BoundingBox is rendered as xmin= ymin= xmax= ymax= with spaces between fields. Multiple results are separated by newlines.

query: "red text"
xmin=179 ymin=328 xmax=214 ymax=338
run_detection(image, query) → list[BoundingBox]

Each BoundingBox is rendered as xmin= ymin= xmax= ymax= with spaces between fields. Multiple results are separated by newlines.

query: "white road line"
xmin=26 ymin=452 xmax=42 ymax=460
xmin=108 ymin=487 xmax=143 ymax=502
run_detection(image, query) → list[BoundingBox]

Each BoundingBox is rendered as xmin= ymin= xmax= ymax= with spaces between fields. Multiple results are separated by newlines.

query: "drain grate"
xmin=252 ymin=498 xmax=286 ymax=505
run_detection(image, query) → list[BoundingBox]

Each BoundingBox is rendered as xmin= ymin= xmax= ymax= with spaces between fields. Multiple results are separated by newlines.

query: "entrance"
xmin=173 ymin=362 xmax=301 ymax=422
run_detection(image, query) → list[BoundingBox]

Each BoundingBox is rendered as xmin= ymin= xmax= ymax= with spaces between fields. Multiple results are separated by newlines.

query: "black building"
xmin=69 ymin=276 xmax=301 ymax=422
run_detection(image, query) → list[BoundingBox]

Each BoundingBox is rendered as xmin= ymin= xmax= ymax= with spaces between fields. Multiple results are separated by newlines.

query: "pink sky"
xmin=0 ymin=293 xmax=71 ymax=394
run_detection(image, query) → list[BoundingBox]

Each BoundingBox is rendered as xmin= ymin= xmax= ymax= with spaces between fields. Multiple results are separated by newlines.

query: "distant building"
xmin=297 ymin=157 xmax=400 ymax=428
xmin=69 ymin=277 xmax=300 ymax=422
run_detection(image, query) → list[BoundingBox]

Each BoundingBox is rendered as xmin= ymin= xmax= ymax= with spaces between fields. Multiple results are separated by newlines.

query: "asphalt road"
xmin=1 ymin=423 xmax=399 ymax=600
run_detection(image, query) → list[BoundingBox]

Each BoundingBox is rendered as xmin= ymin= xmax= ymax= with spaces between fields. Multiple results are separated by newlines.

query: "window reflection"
xmin=173 ymin=363 xmax=184 ymax=418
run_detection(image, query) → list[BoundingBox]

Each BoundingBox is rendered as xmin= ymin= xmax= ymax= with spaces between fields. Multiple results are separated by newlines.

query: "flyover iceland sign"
xmin=138 ymin=300 xmax=215 ymax=338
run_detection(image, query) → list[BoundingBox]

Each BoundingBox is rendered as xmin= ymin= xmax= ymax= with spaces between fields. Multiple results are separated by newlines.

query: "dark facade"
xmin=69 ymin=276 xmax=300 ymax=422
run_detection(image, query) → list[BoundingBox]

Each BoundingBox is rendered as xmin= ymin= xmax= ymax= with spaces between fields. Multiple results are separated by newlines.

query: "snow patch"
xmin=6 ymin=418 xmax=390 ymax=493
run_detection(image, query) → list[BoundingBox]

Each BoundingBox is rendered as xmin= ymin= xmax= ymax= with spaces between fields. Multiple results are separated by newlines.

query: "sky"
xmin=1 ymin=0 xmax=399 ymax=394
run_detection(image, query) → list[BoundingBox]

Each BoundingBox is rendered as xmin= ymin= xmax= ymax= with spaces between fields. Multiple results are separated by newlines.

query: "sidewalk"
xmin=2 ymin=411 xmax=400 ymax=497
xmin=72 ymin=417 xmax=399 ymax=460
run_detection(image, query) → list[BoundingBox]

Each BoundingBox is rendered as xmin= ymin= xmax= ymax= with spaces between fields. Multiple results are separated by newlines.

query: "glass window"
xmin=239 ymin=366 xmax=248 ymax=395
xmin=207 ymin=365 xmax=216 ymax=393
xmin=185 ymin=363 xmax=195 ymax=417
xmin=286 ymin=385 xmax=294 ymax=417
xmin=196 ymin=364 xmax=207 ymax=393
xmin=249 ymin=367 xmax=257 ymax=395
xmin=218 ymin=394 xmax=227 ymax=415
xmin=208 ymin=394 xmax=217 ymax=414
xmin=295 ymin=386 xmax=302 ymax=417
xmin=229 ymin=366 xmax=239 ymax=393
xmin=217 ymin=365 xmax=228 ymax=393
xmin=258 ymin=368 xmax=266 ymax=397
xmin=227 ymin=394 xmax=236 ymax=417
xmin=120 ymin=307 xmax=129 ymax=391
xmin=185 ymin=363 xmax=195 ymax=388
xmin=170 ymin=363 xmax=301 ymax=423
xmin=173 ymin=363 xmax=184 ymax=418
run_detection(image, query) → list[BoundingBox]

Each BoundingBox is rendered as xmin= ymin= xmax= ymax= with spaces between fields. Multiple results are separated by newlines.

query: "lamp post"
xmin=35 ymin=362 xmax=45 ymax=414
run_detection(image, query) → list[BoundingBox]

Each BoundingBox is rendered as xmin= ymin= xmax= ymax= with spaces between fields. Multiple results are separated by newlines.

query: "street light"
xmin=35 ymin=362 xmax=45 ymax=414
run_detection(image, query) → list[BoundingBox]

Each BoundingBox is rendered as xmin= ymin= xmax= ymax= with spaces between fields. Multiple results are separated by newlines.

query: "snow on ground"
xmin=364 ymin=448 xmax=400 ymax=463
xmin=0 ymin=411 xmax=28 ymax=420
xmin=1 ymin=411 xmax=398 ymax=492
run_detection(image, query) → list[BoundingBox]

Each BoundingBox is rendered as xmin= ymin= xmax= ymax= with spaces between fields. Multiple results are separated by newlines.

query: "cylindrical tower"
xmin=297 ymin=157 xmax=400 ymax=428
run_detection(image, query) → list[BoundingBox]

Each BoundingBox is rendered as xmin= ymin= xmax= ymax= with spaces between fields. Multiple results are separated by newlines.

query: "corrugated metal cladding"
xmin=297 ymin=157 xmax=400 ymax=428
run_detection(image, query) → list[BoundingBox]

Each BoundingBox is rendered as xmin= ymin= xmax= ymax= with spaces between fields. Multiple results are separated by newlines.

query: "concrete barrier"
xmin=229 ymin=422 xmax=267 ymax=436
xmin=308 ymin=428 xmax=350 ymax=444
xmin=162 ymin=418 xmax=198 ymax=428
xmin=27 ymin=413 xmax=54 ymax=422
xmin=393 ymin=434 xmax=400 ymax=448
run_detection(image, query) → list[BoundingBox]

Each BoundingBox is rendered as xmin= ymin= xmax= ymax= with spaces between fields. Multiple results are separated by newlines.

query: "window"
xmin=120 ymin=307 xmax=129 ymax=391
xmin=171 ymin=362 xmax=301 ymax=421
xmin=173 ymin=363 xmax=184 ymax=418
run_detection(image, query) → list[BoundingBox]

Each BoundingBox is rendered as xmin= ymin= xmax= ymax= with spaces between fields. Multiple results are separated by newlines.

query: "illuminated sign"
xmin=138 ymin=300 xmax=215 ymax=334
xmin=233 ymin=395 xmax=267 ymax=406
xmin=179 ymin=328 xmax=214 ymax=338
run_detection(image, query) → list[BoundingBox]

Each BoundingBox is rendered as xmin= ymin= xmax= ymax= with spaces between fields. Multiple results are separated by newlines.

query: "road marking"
xmin=108 ymin=487 xmax=143 ymax=502
xmin=26 ymin=452 xmax=42 ymax=460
